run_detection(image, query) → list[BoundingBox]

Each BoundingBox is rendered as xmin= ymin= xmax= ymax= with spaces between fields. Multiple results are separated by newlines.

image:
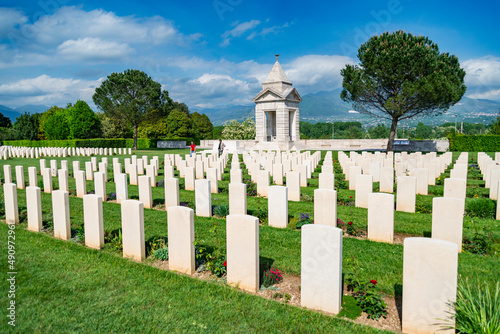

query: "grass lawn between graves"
xmin=1 ymin=149 xmax=499 ymax=332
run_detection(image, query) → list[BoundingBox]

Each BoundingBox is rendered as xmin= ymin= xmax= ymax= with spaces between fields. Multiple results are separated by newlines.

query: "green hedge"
xmin=448 ymin=134 xmax=500 ymax=152
xmin=1 ymin=138 xmax=196 ymax=149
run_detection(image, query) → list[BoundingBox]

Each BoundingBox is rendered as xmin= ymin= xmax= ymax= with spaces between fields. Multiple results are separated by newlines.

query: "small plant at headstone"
xmin=37 ymin=179 xmax=44 ymax=191
xmin=148 ymin=236 xmax=167 ymax=257
xmin=296 ymin=213 xmax=313 ymax=229
xmin=251 ymin=200 xmax=268 ymax=224
xmin=213 ymin=204 xmax=229 ymax=218
xmin=300 ymin=193 xmax=313 ymax=202
xmin=346 ymin=221 xmax=360 ymax=236
xmin=466 ymin=198 xmax=496 ymax=218
xmin=337 ymin=193 xmax=354 ymax=206
xmin=243 ymin=177 xmax=257 ymax=196
xmin=180 ymin=201 xmax=194 ymax=209
xmin=153 ymin=247 xmax=169 ymax=261
xmin=344 ymin=257 xmax=387 ymax=320
xmin=204 ymin=221 xmax=227 ymax=277
xmin=335 ymin=174 xmax=348 ymax=189
xmin=105 ymin=229 xmax=123 ymax=251
xmin=42 ymin=214 xmax=53 ymax=229
xmin=108 ymin=192 xmax=116 ymax=201
xmin=262 ymin=266 xmax=283 ymax=287
xmin=445 ymin=279 xmax=500 ymax=333
xmin=156 ymin=180 xmax=164 ymax=187
xmin=462 ymin=220 xmax=493 ymax=255
xmin=272 ymin=292 xmax=291 ymax=303
xmin=87 ymin=190 xmax=95 ymax=194
xmin=337 ymin=295 xmax=363 ymax=320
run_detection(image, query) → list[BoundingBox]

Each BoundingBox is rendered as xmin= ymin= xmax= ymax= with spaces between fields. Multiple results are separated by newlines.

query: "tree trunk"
xmin=387 ymin=117 xmax=399 ymax=152
xmin=133 ymin=124 xmax=138 ymax=150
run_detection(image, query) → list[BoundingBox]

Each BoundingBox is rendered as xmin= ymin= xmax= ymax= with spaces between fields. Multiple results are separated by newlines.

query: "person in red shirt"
xmin=190 ymin=141 xmax=196 ymax=157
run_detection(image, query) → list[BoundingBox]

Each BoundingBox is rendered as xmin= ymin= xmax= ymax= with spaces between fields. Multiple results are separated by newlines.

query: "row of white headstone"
xmin=0 ymin=145 xmax=132 ymax=159
xmin=2 ymin=178 xmax=460 ymax=334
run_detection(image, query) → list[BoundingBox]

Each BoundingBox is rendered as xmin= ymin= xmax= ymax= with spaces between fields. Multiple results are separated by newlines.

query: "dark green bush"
xmin=448 ymin=133 xmax=500 ymax=152
xmin=465 ymin=198 xmax=496 ymax=218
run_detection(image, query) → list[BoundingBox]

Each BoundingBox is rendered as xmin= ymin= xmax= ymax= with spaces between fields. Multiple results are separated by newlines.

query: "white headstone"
xmin=368 ymin=193 xmax=394 ymax=243
xmin=168 ymin=206 xmax=195 ymax=274
xmin=314 ymin=188 xmax=337 ymax=227
xmin=121 ymin=200 xmax=145 ymax=261
xmin=83 ymin=194 xmax=104 ymax=249
xmin=268 ymin=186 xmax=288 ymax=228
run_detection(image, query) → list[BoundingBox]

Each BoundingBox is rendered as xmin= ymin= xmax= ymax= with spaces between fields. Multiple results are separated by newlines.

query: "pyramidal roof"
xmin=263 ymin=55 xmax=291 ymax=84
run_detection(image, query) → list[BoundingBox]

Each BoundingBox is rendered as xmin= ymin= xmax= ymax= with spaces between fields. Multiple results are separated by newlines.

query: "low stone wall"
xmin=157 ymin=141 xmax=187 ymax=149
xmin=201 ymin=139 xmax=449 ymax=152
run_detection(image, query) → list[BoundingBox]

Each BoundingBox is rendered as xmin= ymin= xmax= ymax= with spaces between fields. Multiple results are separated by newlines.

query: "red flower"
xmin=349 ymin=196 xmax=352 ymax=198
xmin=223 ymin=261 xmax=227 ymax=267
xmin=348 ymin=222 xmax=353 ymax=225
xmin=370 ymin=279 xmax=377 ymax=285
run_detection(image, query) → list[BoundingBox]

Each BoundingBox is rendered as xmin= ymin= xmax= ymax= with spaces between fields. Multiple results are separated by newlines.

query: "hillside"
xmin=194 ymin=89 xmax=500 ymax=126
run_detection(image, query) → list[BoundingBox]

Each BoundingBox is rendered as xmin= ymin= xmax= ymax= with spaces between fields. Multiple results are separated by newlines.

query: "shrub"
xmin=153 ymin=247 xmax=169 ymax=261
xmin=448 ymin=134 xmax=500 ymax=152
xmin=262 ymin=267 xmax=284 ymax=287
xmin=296 ymin=213 xmax=313 ymax=229
xmin=466 ymin=198 xmax=496 ymax=218
xmin=243 ymin=176 xmax=257 ymax=196
xmin=446 ymin=280 xmax=500 ymax=333
xmin=213 ymin=204 xmax=229 ymax=218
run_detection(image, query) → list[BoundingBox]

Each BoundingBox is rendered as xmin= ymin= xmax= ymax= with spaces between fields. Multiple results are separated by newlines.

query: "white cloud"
xmin=285 ymin=55 xmax=355 ymax=92
xmin=57 ymin=37 xmax=134 ymax=62
xmin=220 ymin=20 xmax=260 ymax=47
xmin=467 ymin=89 xmax=500 ymax=101
xmin=247 ymin=22 xmax=290 ymax=40
xmin=463 ymin=56 xmax=500 ymax=87
xmin=15 ymin=6 xmax=182 ymax=49
xmin=0 ymin=74 xmax=101 ymax=107
xmin=0 ymin=8 xmax=27 ymax=37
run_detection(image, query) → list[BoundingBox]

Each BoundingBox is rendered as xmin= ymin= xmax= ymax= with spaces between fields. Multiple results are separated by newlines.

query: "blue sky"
xmin=0 ymin=0 xmax=499 ymax=110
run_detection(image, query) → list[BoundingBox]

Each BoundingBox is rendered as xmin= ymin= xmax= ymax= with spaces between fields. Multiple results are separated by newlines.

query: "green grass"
xmin=0 ymin=223 xmax=389 ymax=333
xmin=1 ymin=149 xmax=499 ymax=332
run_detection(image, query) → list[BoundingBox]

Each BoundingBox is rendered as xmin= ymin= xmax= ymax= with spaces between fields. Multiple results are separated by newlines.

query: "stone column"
xmin=301 ymin=224 xmax=342 ymax=314
xmin=230 ymin=169 xmax=242 ymax=184
xmin=229 ymin=182 xmax=247 ymax=215
xmin=115 ymin=173 xmax=128 ymax=203
xmin=402 ymin=238 xmax=458 ymax=334
xmin=286 ymin=171 xmax=301 ymax=201
xmin=195 ymin=179 xmax=212 ymax=217
xmin=165 ymin=178 xmax=180 ymax=210
xmin=226 ymin=214 xmax=259 ymax=292
xmin=28 ymin=167 xmax=37 ymax=187
xmin=26 ymin=186 xmax=42 ymax=232
xmin=354 ymin=174 xmax=373 ymax=208
xmin=257 ymin=170 xmax=270 ymax=197
xmin=168 ymin=206 xmax=195 ymax=274
xmin=432 ymin=197 xmax=465 ymax=252
xmin=58 ymin=168 xmax=69 ymax=192
xmin=4 ymin=183 xmax=19 ymax=224
xmin=268 ymin=186 xmax=288 ymax=228
xmin=138 ymin=175 xmax=152 ymax=209
xmin=42 ymin=168 xmax=52 ymax=193
xmin=314 ymin=188 xmax=337 ymax=227
xmin=52 ymin=190 xmax=71 ymax=240
xmin=75 ymin=170 xmax=86 ymax=198
xmin=83 ymin=194 xmax=104 ymax=249
xmin=121 ymin=200 xmax=145 ymax=261
xmin=15 ymin=166 xmax=24 ymax=189
xmin=94 ymin=172 xmax=107 ymax=201
xmin=367 ymin=193 xmax=394 ymax=243
xmin=396 ymin=176 xmax=416 ymax=213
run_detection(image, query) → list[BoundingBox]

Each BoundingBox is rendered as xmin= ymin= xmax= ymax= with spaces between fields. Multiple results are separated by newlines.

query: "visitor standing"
xmin=190 ymin=141 xmax=196 ymax=157
xmin=218 ymin=139 xmax=225 ymax=157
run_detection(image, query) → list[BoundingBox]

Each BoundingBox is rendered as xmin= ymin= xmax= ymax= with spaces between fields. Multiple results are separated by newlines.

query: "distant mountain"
xmin=193 ymin=104 xmax=255 ymax=125
xmin=0 ymin=105 xmax=21 ymax=123
xmin=194 ymin=89 xmax=500 ymax=126
xmin=14 ymin=104 xmax=49 ymax=114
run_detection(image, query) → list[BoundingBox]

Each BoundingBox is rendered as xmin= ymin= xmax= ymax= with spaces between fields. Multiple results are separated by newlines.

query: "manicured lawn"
xmin=1 ymin=148 xmax=499 ymax=332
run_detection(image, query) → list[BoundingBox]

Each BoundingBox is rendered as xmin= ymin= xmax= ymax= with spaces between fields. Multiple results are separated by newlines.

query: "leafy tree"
xmin=222 ymin=118 xmax=255 ymax=140
xmin=40 ymin=106 xmax=70 ymax=140
xmin=67 ymin=100 xmax=101 ymax=139
xmin=368 ymin=124 xmax=390 ymax=139
xmin=490 ymin=108 xmax=500 ymax=135
xmin=341 ymin=30 xmax=466 ymax=151
xmin=99 ymin=113 xmax=133 ymax=138
xmin=0 ymin=112 xmax=11 ymax=128
xmin=138 ymin=117 xmax=169 ymax=138
xmin=415 ymin=122 xmax=433 ymax=139
xmin=93 ymin=69 xmax=168 ymax=149
xmin=213 ymin=125 xmax=224 ymax=139
xmin=191 ymin=112 xmax=213 ymax=139
xmin=12 ymin=113 xmax=41 ymax=140
xmin=165 ymin=110 xmax=193 ymax=137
